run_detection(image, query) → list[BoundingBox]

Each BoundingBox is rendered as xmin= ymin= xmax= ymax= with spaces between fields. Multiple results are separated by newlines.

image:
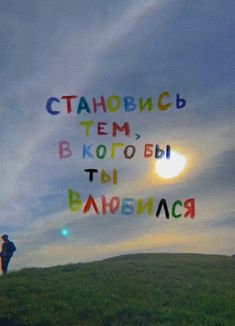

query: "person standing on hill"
xmin=0 ymin=234 xmax=16 ymax=275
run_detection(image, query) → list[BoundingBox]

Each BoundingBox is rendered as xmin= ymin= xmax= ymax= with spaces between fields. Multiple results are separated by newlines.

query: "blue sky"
xmin=1 ymin=0 xmax=234 ymax=269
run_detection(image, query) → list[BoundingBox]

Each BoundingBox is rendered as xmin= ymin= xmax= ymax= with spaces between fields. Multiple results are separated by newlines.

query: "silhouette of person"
xmin=0 ymin=234 xmax=16 ymax=275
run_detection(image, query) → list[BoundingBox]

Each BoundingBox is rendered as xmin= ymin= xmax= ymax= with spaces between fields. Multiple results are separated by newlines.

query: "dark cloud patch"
xmin=207 ymin=214 xmax=235 ymax=229
xmin=190 ymin=149 xmax=235 ymax=194
xmin=149 ymin=148 xmax=235 ymax=200
xmin=1 ymin=0 xmax=234 ymax=264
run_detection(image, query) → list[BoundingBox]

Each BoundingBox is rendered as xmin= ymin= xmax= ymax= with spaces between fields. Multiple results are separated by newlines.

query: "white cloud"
xmin=1 ymin=0 xmax=234 ymax=268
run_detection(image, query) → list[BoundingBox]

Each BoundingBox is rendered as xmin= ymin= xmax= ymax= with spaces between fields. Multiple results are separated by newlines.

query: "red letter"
xmin=102 ymin=196 xmax=120 ymax=214
xmin=97 ymin=122 xmax=108 ymax=135
xmin=83 ymin=195 xmax=100 ymax=214
xmin=144 ymin=144 xmax=153 ymax=158
xmin=184 ymin=198 xmax=195 ymax=219
xmin=112 ymin=122 xmax=130 ymax=137
xmin=61 ymin=95 xmax=78 ymax=113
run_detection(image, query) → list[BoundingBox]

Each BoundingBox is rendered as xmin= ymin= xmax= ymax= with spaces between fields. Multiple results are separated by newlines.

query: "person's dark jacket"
xmin=0 ymin=241 xmax=16 ymax=258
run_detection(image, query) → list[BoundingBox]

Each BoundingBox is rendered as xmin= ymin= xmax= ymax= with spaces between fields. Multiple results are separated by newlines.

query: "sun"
xmin=155 ymin=151 xmax=187 ymax=179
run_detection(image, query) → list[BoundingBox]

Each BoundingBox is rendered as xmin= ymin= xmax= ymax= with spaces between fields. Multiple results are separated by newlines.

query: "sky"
xmin=0 ymin=0 xmax=234 ymax=270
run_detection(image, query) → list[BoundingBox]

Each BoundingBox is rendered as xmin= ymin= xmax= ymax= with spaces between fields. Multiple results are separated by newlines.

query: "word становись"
xmin=45 ymin=91 xmax=186 ymax=115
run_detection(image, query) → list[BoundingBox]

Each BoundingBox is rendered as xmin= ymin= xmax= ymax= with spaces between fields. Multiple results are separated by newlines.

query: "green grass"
xmin=0 ymin=253 xmax=234 ymax=325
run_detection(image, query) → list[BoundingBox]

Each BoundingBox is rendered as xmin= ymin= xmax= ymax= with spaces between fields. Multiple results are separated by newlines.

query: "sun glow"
xmin=156 ymin=151 xmax=187 ymax=179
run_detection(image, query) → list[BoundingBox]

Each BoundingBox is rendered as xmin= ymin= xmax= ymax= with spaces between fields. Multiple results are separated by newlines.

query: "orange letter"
xmin=158 ymin=91 xmax=172 ymax=111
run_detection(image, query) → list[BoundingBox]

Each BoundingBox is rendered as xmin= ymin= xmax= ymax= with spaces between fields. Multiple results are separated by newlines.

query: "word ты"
xmin=46 ymin=92 xmax=186 ymax=115
xmin=84 ymin=169 xmax=118 ymax=184
xmin=68 ymin=189 xmax=195 ymax=219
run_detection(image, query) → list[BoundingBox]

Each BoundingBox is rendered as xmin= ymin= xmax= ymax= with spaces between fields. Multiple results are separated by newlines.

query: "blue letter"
xmin=124 ymin=96 xmax=136 ymax=112
xmin=83 ymin=144 xmax=94 ymax=159
xmin=176 ymin=93 xmax=186 ymax=109
xmin=46 ymin=97 xmax=60 ymax=115
xmin=77 ymin=97 xmax=91 ymax=114
xmin=121 ymin=198 xmax=135 ymax=215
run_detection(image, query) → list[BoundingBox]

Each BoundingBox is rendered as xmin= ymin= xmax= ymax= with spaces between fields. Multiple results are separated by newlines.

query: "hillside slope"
xmin=0 ymin=253 xmax=234 ymax=325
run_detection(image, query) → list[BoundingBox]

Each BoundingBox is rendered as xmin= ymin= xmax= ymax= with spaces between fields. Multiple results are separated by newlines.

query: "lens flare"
xmin=61 ymin=229 xmax=69 ymax=237
xmin=156 ymin=151 xmax=187 ymax=179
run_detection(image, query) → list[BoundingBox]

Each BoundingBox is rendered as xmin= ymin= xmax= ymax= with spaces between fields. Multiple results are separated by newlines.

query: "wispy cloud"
xmin=1 ymin=0 xmax=234 ymax=269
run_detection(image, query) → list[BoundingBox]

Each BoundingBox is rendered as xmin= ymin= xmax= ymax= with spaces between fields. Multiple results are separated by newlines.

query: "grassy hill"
xmin=0 ymin=253 xmax=234 ymax=325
